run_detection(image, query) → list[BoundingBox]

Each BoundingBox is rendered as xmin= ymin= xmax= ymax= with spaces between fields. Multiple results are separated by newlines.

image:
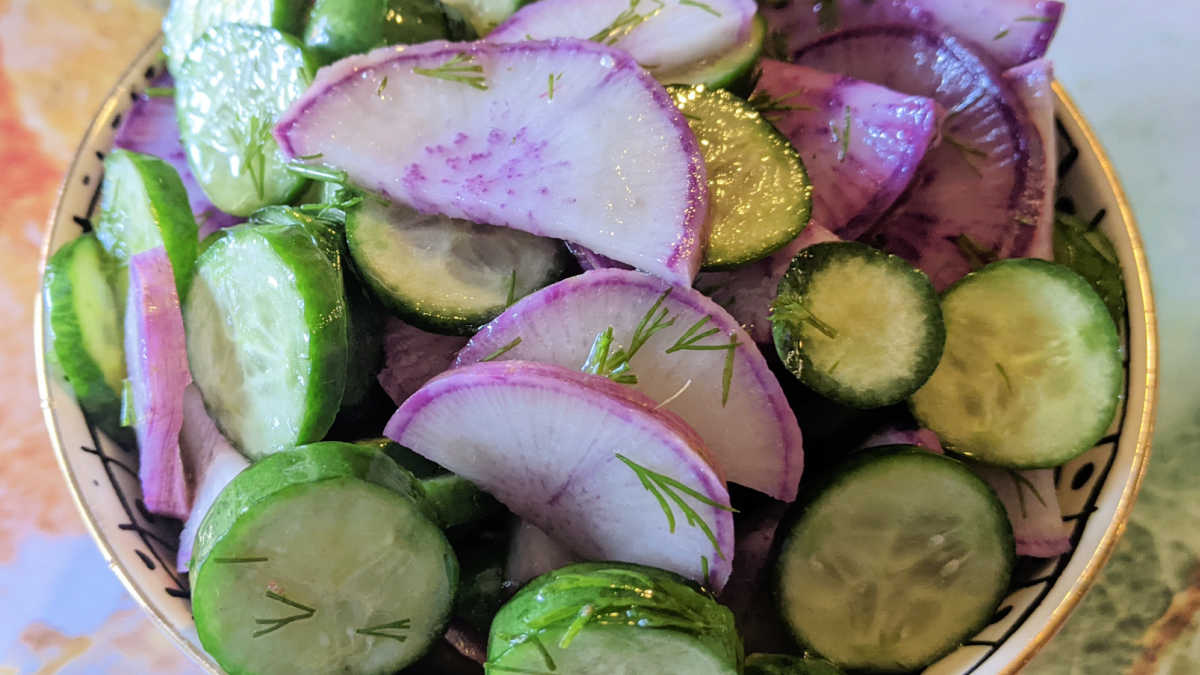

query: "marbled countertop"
xmin=1 ymin=1 xmax=1195 ymax=672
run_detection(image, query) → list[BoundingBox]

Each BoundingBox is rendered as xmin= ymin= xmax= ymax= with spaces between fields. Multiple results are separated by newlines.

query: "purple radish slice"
xmin=696 ymin=222 xmax=841 ymax=344
xmin=505 ymin=520 xmax=581 ymax=587
xmin=276 ymin=39 xmax=708 ymax=285
xmin=794 ymin=25 xmax=1049 ymax=290
xmin=455 ymin=269 xmax=804 ymax=501
xmin=114 ymin=75 xmax=238 ymax=238
xmin=860 ymin=426 xmax=944 ymax=454
xmin=385 ymin=360 xmax=735 ymax=589
xmin=752 ymin=60 xmax=940 ymax=240
xmin=377 ymin=317 xmax=469 ymax=406
xmin=488 ymin=0 xmax=756 ymax=81
xmin=566 ymin=242 xmax=632 ymax=272
xmin=1003 ymin=58 xmax=1056 ymax=261
xmin=761 ymin=0 xmax=1063 ymax=71
xmin=125 ymin=247 xmax=192 ymax=520
xmin=970 ymin=464 xmax=1070 ymax=558
xmin=176 ymin=385 xmax=250 ymax=572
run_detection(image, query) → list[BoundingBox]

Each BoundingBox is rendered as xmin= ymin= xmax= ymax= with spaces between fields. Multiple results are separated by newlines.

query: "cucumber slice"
xmin=163 ymin=0 xmax=308 ymax=75
xmin=661 ymin=13 xmax=766 ymax=94
xmin=176 ymin=23 xmax=316 ymax=217
xmin=94 ymin=149 xmax=199 ymax=301
xmin=183 ymin=223 xmax=348 ymax=460
xmin=775 ymin=448 xmax=1014 ymax=672
xmin=487 ymin=562 xmax=742 ymax=675
xmin=42 ymin=235 xmax=130 ymax=442
xmin=191 ymin=442 xmax=457 ymax=675
xmin=441 ymin=0 xmax=526 ymax=35
xmin=345 ymin=197 xmax=568 ymax=336
xmin=771 ymin=242 xmax=944 ymax=409
xmin=304 ymin=0 xmax=473 ymax=64
xmin=910 ymin=259 xmax=1122 ymax=468
xmin=745 ymin=653 xmax=845 ymax=675
xmin=670 ymin=84 xmax=811 ymax=269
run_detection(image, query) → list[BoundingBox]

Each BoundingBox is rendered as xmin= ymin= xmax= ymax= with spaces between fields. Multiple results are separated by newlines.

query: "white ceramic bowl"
xmin=36 ymin=36 xmax=1157 ymax=675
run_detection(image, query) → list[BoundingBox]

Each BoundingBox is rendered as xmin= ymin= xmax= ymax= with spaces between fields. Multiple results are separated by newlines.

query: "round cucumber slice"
xmin=911 ymin=259 xmax=1122 ymax=468
xmin=163 ymin=0 xmax=308 ymax=75
xmin=488 ymin=562 xmax=742 ymax=675
xmin=345 ymin=197 xmax=568 ymax=336
xmin=304 ymin=0 xmax=473 ymax=64
xmin=661 ymin=13 xmax=766 ymax=94
xmin=183 ymin=223 xmax=348 ymax=460
xmin=94 ymin=149 xmax=199 ymax=301
xmin=771 ymin=242 xmax=945 ymax=409
xmin=775 ymin=448 xmax=1014 ymax=673
xmin=669 ymin=84 xmax=811 ymax=270
xmin=745 ymin=653 xmax=845 ymax=675
xmin=43 ymin=234 xmax=130 ymax=443
xmin=176 ymin=23 xmax=317 ymax=217
xmin=192 ymin=442 xmax=457 ymax=675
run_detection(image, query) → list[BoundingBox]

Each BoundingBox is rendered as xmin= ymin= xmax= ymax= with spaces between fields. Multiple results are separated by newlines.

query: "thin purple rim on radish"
xmin=275 ymin=39 xmax=709 ymax=285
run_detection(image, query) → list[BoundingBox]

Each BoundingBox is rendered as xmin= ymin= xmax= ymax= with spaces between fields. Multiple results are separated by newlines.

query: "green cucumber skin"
xmin=772 ymin=447 xmax=1014 ymax=673
xmin=304 ymin=0 xmax=475 ymax=64
xmin=43 ymin=235 xmax=133 ymax=445
xmin=910 ymin=258 xmax=1122 ymax=468
xmin=94 ymin=149 xmax=199 ymax=301
xmin=662 ymin=14 xmax=766 ymax=96
xmin=420 ymin=474 xmax=504 ymax=530
xmin=772 ymin=242 xmax=944 ymax=409
xmin=185 ymin=223 xmax=348 ymax=459
xmin=355 ymin=437 xmax=446 ymax=479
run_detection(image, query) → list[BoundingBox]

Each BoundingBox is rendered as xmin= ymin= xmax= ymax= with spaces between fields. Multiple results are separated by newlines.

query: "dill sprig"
xmin=770 ymin=294 xmax=838 ymax=340
xmin=231 ymin=115 xmax=272 ymax=200
xmin=253 ymin=590 xmax=315 ymax=638
xmin=615 ymin=453 xmax=736 ymax=560
xmin=680 ymin=0 xmax=721 ymax=16
xmin=1015 ymin=14 xmax=1055 ymax=22
xmin=747 ymin=89 xmax=816 ymax=117
xmin=995 ymin=362 xmax=1014 ymax=393
xmin=413 ymin=52 xmax=488 ymax=91
xmin=589 ymin=0 xmax=665 ymax=46
xmin=505 ymin=269 xmax=519 ymax=307
xmin=481 ymin=337 xmax=523 ymax=362
xmin=144 ymin=86 xmax=174 ymax=98
xmin=547 ymin=73 xmax=562 ymax=100
xmin=285 ymin=160 xmax=347 ymax=184
xmin=580 ymin=289 xmax=676 ymax=384
xmin=1008 ymin=470 xmax=1047 ymax=519
xmin=212 ymin=556 xmax=269 ymax=564
xmin=376 ymin=76 xmax=389 ymax=99
xmin=993 ymin=28 xmax=1011 ymax=40
xmin=356 ymin=618 xmax=411 ymax=643
xmin=835 ymin=105 xmax=852 ymax=161
xmin=666 ymin=316 xmax=739 ymax=406
xmin=954 ymin=234 xmax=997 ymax=271
xmin=943 ymin=133 xmax=988 ymax=176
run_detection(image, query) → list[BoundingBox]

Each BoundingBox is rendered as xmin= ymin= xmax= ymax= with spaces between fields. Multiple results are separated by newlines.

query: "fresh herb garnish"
xmin=954 ymin=234 xmax=997 ymax=271
xmin=253 ymin=590 xmax=316 ymax=638
xmin=680 ymin=0 xmax=721 ymax=17
xmin=119 ymin=378 xmax=136 ymax=427
xmin=995 ymin=362 xmax=1013 ymax=393
xmin=589 ymin=0 xmax=665 ymax=46
xmin=770 ymin=293 xmax=839 ymax=340
xmin=413 ymin=52 xmax=488 ymax=91
xmin=665 ymin=317 xmax=739 ymax=406
xmin=356 ymin=618 xmax=411 ymax=643
xmin=296 ymin=152 xmax=324 ymax=161
xmin=747 ymin=89 xmax=817 ymax=117
xmin=481 ymin=337 xmax=523 ymax=362
xmin=581 ymin=289 xmax=676 ymax=384
xmin=1008 ymin=470 xmax=1047 ymax=519
xmin=700 ymin=555 xmax=710 ymax=583
xmin=1015 ymin=14 xmax=1055 ymax=22
xmin=231 ymin=115 xmax=272 ymax=200
xmin=212 ymin=556 xmax=269 ymax=564
xmin=505 ymin=269 xmax=519 ymax=307
xmin=835 ymin=106 xmax=852 ymax=161
xmin=615 ymin=453 xmax=736 ymax=560
xmin=1053 ymin=211 xmax=1126 ymax=324
xmin=285 ymin=160 xmax=347 ymax=184
xmin=993 ymin=28 xmax=1011 ymax=40
xmin=376 ymin=76 xmax=389 ymax=99
xmin=144 ymin=87 xmax=174 ymax=98
xmin=944 ymin=133 xmax=988 ymax=175
xmin=547 ymin=72 xmax=562 ymax=100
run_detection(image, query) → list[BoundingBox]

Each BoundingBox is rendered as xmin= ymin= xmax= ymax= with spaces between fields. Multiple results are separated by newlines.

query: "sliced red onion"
xmin=970 ymin=464 xmax=1070 ymax=558
xmin=1003 ymin=58 xmax=1057 ymax=261
xmin=125 ymin=247 xmax=192 ymax=520
xmin=860 ymin=426 xmax=945 ymax=454
xmin=695 ymin=223 xmax=842 ymax=343
xmin=377 ymin=317 xmax=469 ymax=406
xmin=114 ymin=74 xmax=238 ymax=238
xmin=794 ymin=26 xmax=1049 ymax=289
xmin=175 ymin=385 xmax=250 ymax=572
xmin=754 ymin=60 xmax=940 ymax=240
xmin=761 ymin=0 xmax=1063 ymax=71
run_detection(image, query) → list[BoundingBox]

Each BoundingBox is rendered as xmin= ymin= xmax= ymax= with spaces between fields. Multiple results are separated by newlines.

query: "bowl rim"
xmin=33 ymin=37 xmax=1158 ymax=675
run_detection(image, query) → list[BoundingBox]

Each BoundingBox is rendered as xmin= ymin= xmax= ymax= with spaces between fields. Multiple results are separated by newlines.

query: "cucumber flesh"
xmin=191 ymin=442 xmax=457 ymax=675
xmin=43 ymin=235 xmax=129 ymax=442
xmin=183 ymin=224 xmax=348 ymax=460
xmin=669 ymin=84 xmax=811 ymax=269
xmin=163 ymin=0 xmax=307 ymax=75
xmin=771 ymin=242 xmax=944 ymax=409
xmin=775 ymin=448 xmax=1014 ymax=672
xmin=94 ymin=149 xmax=199 ymax=301
xmin=910 ymin=259 xmax=1122 ymax=468
xmin=661 ymin=13 xmax=766 ymax=93
xmin=176 ymin=23 xmax=315 ymax=217
xmin=346 ymin=197 xmax=567 ymax=336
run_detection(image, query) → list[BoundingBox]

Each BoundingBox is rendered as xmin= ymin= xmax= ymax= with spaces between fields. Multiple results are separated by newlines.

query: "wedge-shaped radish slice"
xmin=795 ymin=26 xmax=1049 ymax=290
xmin=1004 ymin=58 xmax=1057 ymax=261
xmin=456 ymin=269 xmax=803 ymax=500
xmin=696 ymin=223 xmax=842 ymax=344
xmin=385 ymin=360 xmax=735 ymax=589
xmin=276 ymin=39 xmax=708 ymax=285
xmin=752 ymin=60 xmax=939 ymax=240
xmin=762 ymin=0 xmax=1063 ymax=71
xmin=125 ymin=247 xmax=192 ymax=520
xmin=488 ymin=0 xmax=756 ymax=82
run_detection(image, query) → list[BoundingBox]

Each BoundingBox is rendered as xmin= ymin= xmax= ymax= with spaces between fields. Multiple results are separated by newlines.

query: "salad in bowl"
xmin=37 ymin=0 xmax=1157 ymax=673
